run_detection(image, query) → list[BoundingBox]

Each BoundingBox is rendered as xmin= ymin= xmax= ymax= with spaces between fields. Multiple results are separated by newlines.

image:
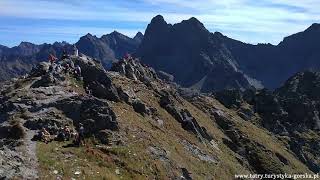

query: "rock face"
xmin=214 ymin=71 xmax=320 ymax=172
xmin=72 ymin=55 xmax=120 ymax=101
xmin=136 ymin=16 xmax=320 ymax=90
xmin=136 ymin=15 xmax=262 ymax=92
xmin=219 ymin=23 xmax=320 ymax=89
xmin=159 ymin=90 xmax=213 ymax=142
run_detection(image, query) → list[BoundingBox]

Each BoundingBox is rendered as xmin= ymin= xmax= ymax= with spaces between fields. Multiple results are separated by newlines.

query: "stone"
xmin=132 ymin=99 xmax=151 ymax=116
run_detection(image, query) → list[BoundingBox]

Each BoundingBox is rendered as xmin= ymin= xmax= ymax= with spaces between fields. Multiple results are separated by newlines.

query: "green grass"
xmin=37 ymin=141 xmax=120 ymax=180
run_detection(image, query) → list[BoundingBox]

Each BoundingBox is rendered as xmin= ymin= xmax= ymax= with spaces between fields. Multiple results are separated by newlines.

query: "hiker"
xmin=56 ymin=127 xmax=66 ymax=141
xmin=86 ymin=86 xmax=92 ymax=95
xmin=78 ymin=123 xmax=85 ymax=146
xmin=40 ymin=127 xmax=51 ymax=144
xmin=75 ymin=65 xmax=81 ymax=77
xmin=64 ymin=125 xmax=71 ymax=141
xmin=64 ymin=63 xmax=70 ymax=74
xmin=48 ymin=54 xmax=57 ymax=65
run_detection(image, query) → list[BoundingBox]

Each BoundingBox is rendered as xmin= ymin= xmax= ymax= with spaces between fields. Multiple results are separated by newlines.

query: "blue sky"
xmin=0 ymin=0 xmax=319 ymax=47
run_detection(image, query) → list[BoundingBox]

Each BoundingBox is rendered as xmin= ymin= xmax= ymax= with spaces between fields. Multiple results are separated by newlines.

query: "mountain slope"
xmin=0 ymin=55 xmax=316 ymax=179
xmin=215 ymin=71 xmax=320 ymax=172
xmin=136 ymin=15 xmax=262 ymax=92
xmin=220 ymin=23 xmax=320 ymax=89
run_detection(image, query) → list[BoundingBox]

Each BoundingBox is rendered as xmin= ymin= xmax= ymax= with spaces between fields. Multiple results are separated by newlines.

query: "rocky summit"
xmin=0 ymin=52 xmax=319 ymax=179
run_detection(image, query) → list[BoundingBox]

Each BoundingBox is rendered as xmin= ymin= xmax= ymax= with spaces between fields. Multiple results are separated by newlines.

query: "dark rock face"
xmin=136 ymin=15 xmax=262 ymax=92
xmin=80 ymin=97 xmax=118 ymax=132
xmin=221 ymin=24 xmax=320 ymax=89
xmin=215 ymin=89 xmax=244 ymax=109
xmin=215 ymin=71 xmax=320 ymax=172
xmin=73 ymin=56 xmax=120 ymax=101
xmin=159 ymin=90 xmax=212 ymax=142
xmin=132 ymin=98 xmax=151 ymax=116
xmin=136 ymin=16 xmax=320 ymax=90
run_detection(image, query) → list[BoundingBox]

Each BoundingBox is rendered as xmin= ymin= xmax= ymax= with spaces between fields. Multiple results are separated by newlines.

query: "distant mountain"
xmin=136 ymin=15 xmax=262 ymax=92
xmin=76 ymin=31 xmax=142 ymax=68
xmin=133 ymin=32 xmax=144 ymax=44
xmin=0 ymin=42 xmax=73 ymax=81
xmin=137 ymin=16 xmax=320 ymax=91
xmin=0 ymin=31 xmax=143 ymax=81
xmin=219 ymin=23 xmax=320 ymax=89
xmin=1 ymin=15 xmax=319 ymax=91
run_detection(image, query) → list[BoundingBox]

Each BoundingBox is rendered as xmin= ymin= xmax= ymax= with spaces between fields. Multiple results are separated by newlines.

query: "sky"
xmin=0 ymin=0 xmax=319 ymax=47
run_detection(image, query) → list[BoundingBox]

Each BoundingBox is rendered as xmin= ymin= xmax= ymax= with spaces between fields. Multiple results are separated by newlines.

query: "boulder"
xmin=80 ymin=97 xmax=119 ymax=132
xmin=31 ymin=73 xmax=56 ymax=88
xmin=132 ymin=99 xmax=151 ymax=116
xmin=29 ymin=62 xmax=50 ymax=77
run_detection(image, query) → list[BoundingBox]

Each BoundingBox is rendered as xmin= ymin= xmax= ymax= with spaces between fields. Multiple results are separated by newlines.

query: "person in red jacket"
xmin=48 ymin=54 xmax=57 ymax=64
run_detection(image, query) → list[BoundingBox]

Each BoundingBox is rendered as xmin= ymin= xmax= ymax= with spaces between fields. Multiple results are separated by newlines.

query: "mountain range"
xmin=1 ymin=15 xmax=320 ymax=92
xmin=0 ymin=31 xmax=143 ymax=81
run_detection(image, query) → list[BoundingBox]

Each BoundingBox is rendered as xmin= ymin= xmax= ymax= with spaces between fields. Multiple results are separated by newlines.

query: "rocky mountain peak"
xmin=181 ymin=17 xmax=206 ymax=29
xmin=306 ymin=23 xmax=320 ymax=32
xmin=276 ymin=71 xmax=320 ymax=100
xmin=133 ymin=32 xmax=144 ymax=43
xmin=150 ymin=14 xmax=166 ymax=24
xmin=18 ymin=42 xmax=36 ymax=48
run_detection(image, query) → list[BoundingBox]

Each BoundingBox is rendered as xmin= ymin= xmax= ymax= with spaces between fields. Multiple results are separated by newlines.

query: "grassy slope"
xmin=36 ymin=73 xmax=312 ymax=179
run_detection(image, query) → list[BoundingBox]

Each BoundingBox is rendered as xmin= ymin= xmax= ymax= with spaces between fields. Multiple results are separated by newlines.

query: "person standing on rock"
xmin=49 ymin=54 xmax=57 ymax=65
xmin=78 ymin=123 xmax=85 ymax=146
xmin=75 ymin=65 xmax=81 ymax=77
xmin=64 ymin=125 xmax=71 ymax=141
xmin=41 ymin=127 xmax=51 ymax=144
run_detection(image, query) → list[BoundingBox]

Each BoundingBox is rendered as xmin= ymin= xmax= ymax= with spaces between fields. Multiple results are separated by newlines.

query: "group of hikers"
xmin=38 ymin=123 xmax=85 ymax=146
xmin=37 ymin=46 xmax=87 ymax=146
xmin=48 ymin=46 xmax=82 ymax=80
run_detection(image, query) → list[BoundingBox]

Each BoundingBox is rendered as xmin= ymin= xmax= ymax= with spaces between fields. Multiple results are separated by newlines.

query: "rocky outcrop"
xmin=72 ymin=56 xmax=120 ymax=101
xmin=111 ymin=58 xmax=158 ymax=86
xmin=213 ymin=71 xmax=320 ymax=172
xmin=132 ymin=98 xmax=151 ymax=116
xmin=159 ymin=90 xmax=213 ymax=142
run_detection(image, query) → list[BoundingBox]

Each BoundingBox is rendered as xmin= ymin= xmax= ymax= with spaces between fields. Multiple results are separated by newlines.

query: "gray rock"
xmin=132 ymin=98 xmax=151 ymax=116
